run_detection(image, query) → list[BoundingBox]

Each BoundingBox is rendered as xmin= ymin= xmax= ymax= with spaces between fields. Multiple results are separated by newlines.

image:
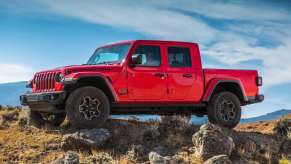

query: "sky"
xmin=0 ymin=0 xmax=291 ymax=117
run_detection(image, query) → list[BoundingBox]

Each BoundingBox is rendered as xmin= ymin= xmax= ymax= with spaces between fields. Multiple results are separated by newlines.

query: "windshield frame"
xmin=87 ymin=41 xmax=132 ymax=65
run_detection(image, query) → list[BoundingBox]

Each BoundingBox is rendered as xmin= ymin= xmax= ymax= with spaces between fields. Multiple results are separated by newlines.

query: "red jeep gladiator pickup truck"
xmin=20 ymin=40 xmax=263 ymax=128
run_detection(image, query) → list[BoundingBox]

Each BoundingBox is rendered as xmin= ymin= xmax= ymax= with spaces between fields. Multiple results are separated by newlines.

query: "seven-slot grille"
xmin=33 ymin=72 xmax=59 ymax=92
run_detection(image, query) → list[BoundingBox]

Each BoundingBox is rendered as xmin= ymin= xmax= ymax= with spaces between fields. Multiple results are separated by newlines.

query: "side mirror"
xmin=131 ymin=54 xmax=143 ymax=66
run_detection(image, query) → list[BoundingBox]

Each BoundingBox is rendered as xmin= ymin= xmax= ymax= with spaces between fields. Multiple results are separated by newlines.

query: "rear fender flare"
xmin=202 ymin=78 xmax=248 ymax=102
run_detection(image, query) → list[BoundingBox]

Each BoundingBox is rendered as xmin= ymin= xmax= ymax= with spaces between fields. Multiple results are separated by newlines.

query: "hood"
xmin=34 ymin=64 xmax=123 ymax=76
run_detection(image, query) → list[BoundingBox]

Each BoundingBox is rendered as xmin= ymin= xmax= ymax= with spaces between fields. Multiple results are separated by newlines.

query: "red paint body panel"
xmin=203 ymin=69 xmax=259 ymax=99
xmin=29 ymin=40 xmax=262 ymax=105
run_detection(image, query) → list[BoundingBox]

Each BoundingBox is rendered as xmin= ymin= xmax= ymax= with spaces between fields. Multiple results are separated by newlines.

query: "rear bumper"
xmin=20 ymin=91 xmax=66 ymax=106
xmin=246 ymin=94 xmax=264 ymax=105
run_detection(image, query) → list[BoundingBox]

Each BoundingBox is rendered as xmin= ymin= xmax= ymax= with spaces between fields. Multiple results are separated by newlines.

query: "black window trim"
xmin=167 ymin=46 xmax=192 ymax=68
xmin=131 ymin=44 xmax=162 ymax=67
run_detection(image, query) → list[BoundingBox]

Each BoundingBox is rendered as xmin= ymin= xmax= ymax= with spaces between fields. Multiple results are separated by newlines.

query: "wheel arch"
xmin=64 ymin=74 xmax=118 ymax=103
xmin=203 ymin=79 xmax=248 ymax=104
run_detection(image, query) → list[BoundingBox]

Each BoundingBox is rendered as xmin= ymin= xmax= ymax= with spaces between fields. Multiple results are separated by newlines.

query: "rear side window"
xmin=168 ymin=47 xmax=192 ymax=67
xmin=133 ymin=45 xmax=161 ymax=67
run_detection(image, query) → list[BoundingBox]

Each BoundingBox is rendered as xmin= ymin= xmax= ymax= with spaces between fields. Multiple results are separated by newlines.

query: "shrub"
xmin=274 ymin=114 xmax=291 ymax=139
xmin=84 ymin=152 xmax=114 ymax=164
xmin=6 ymin=105 xmax=15 ymax=111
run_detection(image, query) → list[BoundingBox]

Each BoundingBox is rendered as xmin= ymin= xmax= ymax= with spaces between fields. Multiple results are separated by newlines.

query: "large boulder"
xmin=192 ymin=123 xmax=235 ymax=160
xmin=61 ymin=128 xmax=111 ymax=150
xmin=203 ymin=155 xmax=232 ymax=164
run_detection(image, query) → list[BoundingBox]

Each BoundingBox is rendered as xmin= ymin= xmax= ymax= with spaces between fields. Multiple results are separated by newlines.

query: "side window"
xmin=133 ymin=45 xmax=161 ymax=67
xmin=168 ymin=47 xmax=192 ymax=67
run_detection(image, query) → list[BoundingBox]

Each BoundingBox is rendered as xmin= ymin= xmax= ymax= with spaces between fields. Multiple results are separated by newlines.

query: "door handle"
xmin=153 ymin=73 xmax=166 ymax=78
xmin=183 ymin=73 xmax=192 ymax=78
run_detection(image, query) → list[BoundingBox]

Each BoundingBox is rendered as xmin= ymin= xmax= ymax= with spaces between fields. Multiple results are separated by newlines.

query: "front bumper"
xmin=20 ymin=91 xmax=66 ymax=106
xmin=246 ymin=94 xmax=264 ymax=105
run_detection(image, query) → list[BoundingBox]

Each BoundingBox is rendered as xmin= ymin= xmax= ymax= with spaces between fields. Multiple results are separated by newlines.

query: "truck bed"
xmin=203 ymin=68 xmax=259 ymax=98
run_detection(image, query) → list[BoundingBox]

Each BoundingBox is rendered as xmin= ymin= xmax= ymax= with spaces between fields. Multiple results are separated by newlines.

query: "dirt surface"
xmin=0 ymin=109 xmax=290 ymax=163
xmin=235 ymin=120 xmax=277 ymax=134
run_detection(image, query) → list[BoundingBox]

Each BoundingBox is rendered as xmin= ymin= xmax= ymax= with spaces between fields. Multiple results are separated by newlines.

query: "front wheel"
xmin=65 ymin=86 xmax=110 ymax=129
xmin=207 ymin=92 xmax=241 ymax=128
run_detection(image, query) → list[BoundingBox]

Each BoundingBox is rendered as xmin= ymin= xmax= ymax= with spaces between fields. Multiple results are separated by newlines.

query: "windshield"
xmin=87 ymin=43 xmax=131 ymax=65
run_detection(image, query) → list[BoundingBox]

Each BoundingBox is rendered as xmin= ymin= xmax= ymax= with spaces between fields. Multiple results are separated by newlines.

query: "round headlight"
xmin=55 ymin=73 xmax=64 ymax=82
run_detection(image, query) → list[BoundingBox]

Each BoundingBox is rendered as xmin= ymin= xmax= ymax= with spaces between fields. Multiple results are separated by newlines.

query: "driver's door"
xmin=127 ymin=44 xmax=167 ymax=101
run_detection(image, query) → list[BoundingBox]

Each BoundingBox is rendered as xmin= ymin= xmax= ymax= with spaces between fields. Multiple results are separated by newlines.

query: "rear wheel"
xmin=207 ymin=91 xmax=241 ymax=128
xmin=65 ymin=86 xmax=110 ymax=129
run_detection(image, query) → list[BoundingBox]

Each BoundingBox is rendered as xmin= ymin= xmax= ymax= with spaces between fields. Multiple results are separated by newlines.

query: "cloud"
xmin=2 ymin=0 xmax=291 ymax=87
xmin=33 ymin=0 xmax=217 ymax=44
xmin=0 ymin=64 xmax=34 ymax=83
xmin=153 ymin=0 xmax=290 ymax=21
xmin=204 ymin=41 xmax=291 ymax=86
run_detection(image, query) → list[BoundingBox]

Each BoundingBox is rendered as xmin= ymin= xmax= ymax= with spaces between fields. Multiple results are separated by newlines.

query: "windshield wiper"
xmin=82 ymin=63 xmax=96 ymax=65
xmin=95 ymin=61 xmax=119 ymax=65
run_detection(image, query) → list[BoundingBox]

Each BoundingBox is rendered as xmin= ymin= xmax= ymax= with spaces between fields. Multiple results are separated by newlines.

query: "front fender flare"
xmin=63 ymin=72 xmax=119 ymax=102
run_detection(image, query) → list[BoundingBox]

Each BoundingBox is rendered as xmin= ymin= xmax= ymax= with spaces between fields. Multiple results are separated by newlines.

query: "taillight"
xmin=256 ymin=76 xmax=263 ymax=86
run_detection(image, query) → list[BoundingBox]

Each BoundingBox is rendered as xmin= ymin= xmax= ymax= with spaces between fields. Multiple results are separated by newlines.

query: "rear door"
xmin=127 ymin=43 xmax=167 ymax=101
xmin=166 ymin=45 xmax=196 ymax=101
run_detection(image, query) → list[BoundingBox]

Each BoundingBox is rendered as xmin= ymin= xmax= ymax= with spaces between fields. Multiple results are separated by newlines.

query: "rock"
xmin=203 ymin=155 xmax=232 ymax=164
xmin=51 ymin=151 xmax=79 ymax=164
xmin=142 ymin=128 xmax=160 ymax=143
xmin=152 ymin=146 xmax=168 ymax=156
xmin=231 ymin=131 xmax=281 ymax=163
xmin=127 ymin=144 xmax=147 ymax=161
xmin=148 ymin=152 xmax=172 ymax=164
xmin=192 ymin=123 xmax=235 ymax=160
xmin=61 ymin=128 xmax=111 ymax=150
xmin=279 ymin=139 xmax=291 ymax=160
xmin=64 ymin=151 xmax=79 ymax=164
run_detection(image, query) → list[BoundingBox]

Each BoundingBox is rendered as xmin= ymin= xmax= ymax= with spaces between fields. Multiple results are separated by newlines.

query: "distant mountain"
xmin=0 ymin=81 xmax=28 ymax=106
xmin=189 ymin=109 xmax=291 ymax=124
xmin=241 ymin=109 xmax=291 ymax=123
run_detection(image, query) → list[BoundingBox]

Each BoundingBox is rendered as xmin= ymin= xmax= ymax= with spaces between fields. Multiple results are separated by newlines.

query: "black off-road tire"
xmin=207 ymin=91 xmax=241 ymax=128
xmin=65 ymin=86 xmax=110 ymax=129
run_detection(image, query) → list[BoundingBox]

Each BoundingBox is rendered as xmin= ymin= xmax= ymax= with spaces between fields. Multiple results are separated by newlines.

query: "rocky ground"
xmin=0 ymin=107 xmax=290 ymax=164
